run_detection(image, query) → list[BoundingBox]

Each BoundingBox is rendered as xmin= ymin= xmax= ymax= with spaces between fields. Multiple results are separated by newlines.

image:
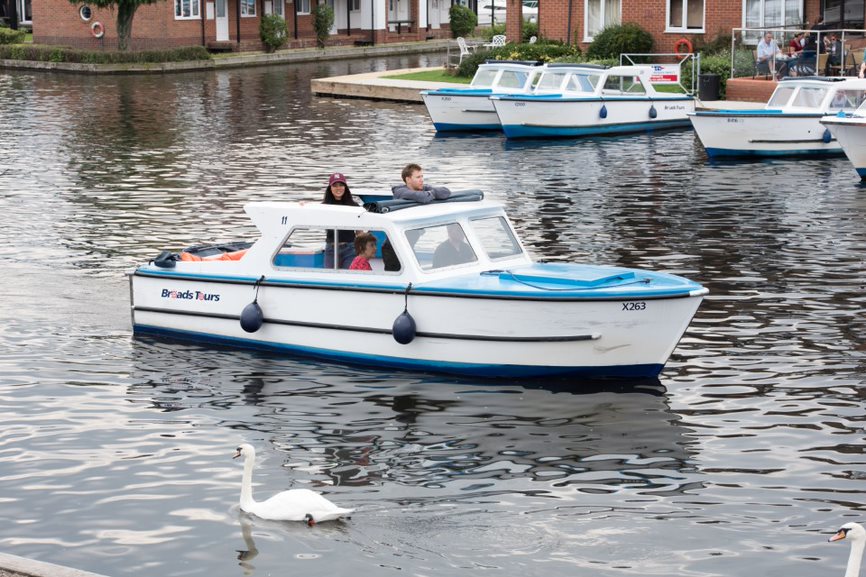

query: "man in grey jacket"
xmin=392 ymin=163 xmax=451 ymax=203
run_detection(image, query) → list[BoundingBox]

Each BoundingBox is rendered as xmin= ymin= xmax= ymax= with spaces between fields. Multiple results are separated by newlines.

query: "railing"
xmin=730 ymin=27 xmax=866 ymax=80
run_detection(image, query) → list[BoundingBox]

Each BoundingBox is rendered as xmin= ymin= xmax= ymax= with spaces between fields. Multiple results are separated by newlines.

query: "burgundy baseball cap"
xmin=328 ymin=172 xmax=347 ymax=186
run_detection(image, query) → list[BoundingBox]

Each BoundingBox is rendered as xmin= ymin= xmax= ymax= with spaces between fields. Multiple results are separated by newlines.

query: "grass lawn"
xmin=383 ymin=69 xmax=472 ymax=84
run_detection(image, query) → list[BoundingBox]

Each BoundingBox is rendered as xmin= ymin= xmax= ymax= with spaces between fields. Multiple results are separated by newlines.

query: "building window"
xmin=824 ymin=0 xmax=865 ymax=28
xmin=274 ymin=0 xmax=284 ymax=16
xmin=668 ymin=0 xmax=703 ymax=31
xmin=241 ymin=0 xmax=256 ymax=16
xmin=298 ymin=0 xmax=311 ymax=13
xmin=584 ymin=0 xmax=620 ymax=41
xmin=175 ymin=0 xmax=201 ymax=18
xmin=744 ymin=0 xmax=802 ymax=31
xmin=351 ymin=0 xmax=360 ymax=10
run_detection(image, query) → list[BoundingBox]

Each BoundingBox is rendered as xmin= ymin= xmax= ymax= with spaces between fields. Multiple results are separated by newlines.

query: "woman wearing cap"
xmin=322 ymin=172 xmax=359 ymax=269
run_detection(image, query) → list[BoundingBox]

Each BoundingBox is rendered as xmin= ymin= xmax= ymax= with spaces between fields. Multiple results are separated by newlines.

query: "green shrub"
xmin=481 ymin=23 xmax=506 ymax=41
xmin=0 ymin=44 xmax=212 ymax=63
xmin=449 ymin=4 xmax=477 ymax=39
xmin=312 ymin=2 xmax=335 ymax=48
xmin=0 ymin=27 xmax=26 ymax=45
xmin=260 ymin=14 xmax=288 ymax=52
xmin=693 ymin=31 xmax=732 ymax=56
xmin=521 ymin=21 xmax=538 ymax=43
xmin=678 ymin=49 xmax=745 ymax=98
xmin=586 ymin=22 xmax=653 ymax=59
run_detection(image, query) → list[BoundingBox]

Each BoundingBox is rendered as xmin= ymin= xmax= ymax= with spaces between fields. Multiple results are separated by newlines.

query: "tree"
xmin=70 ymin=0 xmax=164 ymax=51
xmin=311 ymin=2 xmax=334 ymax=48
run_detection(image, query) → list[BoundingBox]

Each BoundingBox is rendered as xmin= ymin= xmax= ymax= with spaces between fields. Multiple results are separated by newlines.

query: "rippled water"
xmin=1 ymin=55 xmax=865 ymax=577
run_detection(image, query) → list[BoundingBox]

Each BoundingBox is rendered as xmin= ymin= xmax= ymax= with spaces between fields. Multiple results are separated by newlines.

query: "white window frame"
xmin=241 ymin=0 xmax=257 ymax=17
xmin=174 ymin=0 xmax=201 ymax=19
xmin=666 ymin=0 xmax=705 ymax=33
xmin=273 ymin=0 xmax=284 ymax=16
xmin=17 ymin=0 xmax=32 ymax=23
xmin=350 ymin=0 xmax=360 ymax=11
xmin=741 ymin=0 xmax=803 ymax=31
xmin=583 ymin=0 xmax=621 ymax=42
xmin=297 ymin=0 xmax=311 ymax=14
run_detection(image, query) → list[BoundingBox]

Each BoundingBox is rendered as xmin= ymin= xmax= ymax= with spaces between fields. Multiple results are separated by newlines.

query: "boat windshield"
xmin=767 ymin=85 xmax=796 ymax=108
xmin=791 ymin=86 xmax=828 ymax=109
xmin=469 ymin=216 xmax=523 ymax=260
xmin=406 ymin=223 xmax=477 ymax=271
xmin=471 ymin=68 xmax=498 ymax=88
xmin=535 ymin=71 xmax=567 ymax=92
xmin=496 ymin=69 xmax=531 ymax=90
xmin=564 ymin=73 xmax=600 ymax=93
xmin=828 ymin=89 xmax=866 ymax=110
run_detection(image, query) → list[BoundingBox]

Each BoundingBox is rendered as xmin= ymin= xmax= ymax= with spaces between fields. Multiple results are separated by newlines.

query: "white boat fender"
xmin=153 ymin=251 xmax=178 ymax=269
xmin=823 ymin=128 xmax=833 ymax=143
xmin=240 ymin=275 xmax=266 ymax=333
xmin=599 ymin=104 xmax=608 ymax=119
xmin=392 ymin=284 xmax=417 ymax=345
xmin=649 ymin=104 xmax=657 ymax=119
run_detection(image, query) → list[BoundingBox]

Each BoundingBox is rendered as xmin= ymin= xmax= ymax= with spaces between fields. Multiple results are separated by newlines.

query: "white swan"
xmin=829 ymin=522 xmax=866 ymax=577
xmin=233 ymin=444 xmax=354 ymax=525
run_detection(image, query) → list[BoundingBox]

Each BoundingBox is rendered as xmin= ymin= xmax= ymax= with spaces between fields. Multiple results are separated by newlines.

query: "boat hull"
xmin=130 ymin=271 xmax=705 ymax=378
xmin=492 ymin=97 xmax=694 ymax=139
xmin=421 ymin=91 xmax=502 ymax=132
xmin=821 ymin=117 xmax=866 ymax=178
xmin=690 ymin=111 xmax=841 ymax=157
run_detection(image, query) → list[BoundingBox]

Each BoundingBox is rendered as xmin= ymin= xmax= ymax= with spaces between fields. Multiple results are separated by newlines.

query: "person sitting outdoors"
xmin=788 ymin=31 xmax=805 ymax=56
xmin=757 ymin=31 xmax=787 ymax=79
xmin=349 ymin=232 xmax=377 ymax=271
xmin=825 ymin=32 xmax=843 ymax=75
xmin=432 ymin=224 xmax=474 ymax=268
xmin=392 ymin=163 xmax=451 ymax=204
xmin=322 ymin=172 xmax=360 ymax=269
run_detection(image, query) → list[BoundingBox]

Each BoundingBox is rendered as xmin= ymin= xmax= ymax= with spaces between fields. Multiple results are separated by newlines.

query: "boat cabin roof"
xmin=767 ymin=77 xmax=866 ymax=111
xmin=471 ymin=62 xmax=544 ymax=91
xmin=531 ymin=64 xmax=669 ymax=97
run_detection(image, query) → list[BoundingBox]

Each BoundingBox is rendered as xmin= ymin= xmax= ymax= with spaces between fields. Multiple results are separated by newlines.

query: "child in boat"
xmin=350 ymin=233 xmax=377 ymax=271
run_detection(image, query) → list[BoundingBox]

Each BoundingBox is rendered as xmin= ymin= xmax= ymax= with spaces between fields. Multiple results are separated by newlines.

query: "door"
xmin=430 ymin=0 xmax=440 ymax=28
xmin=326 ymin=0 xmax=339 ymax=34
xmin=216 ymin=0 xmax=229 ymax=41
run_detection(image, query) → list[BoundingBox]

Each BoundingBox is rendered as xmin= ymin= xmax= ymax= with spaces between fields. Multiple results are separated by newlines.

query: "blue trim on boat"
xmin=498 ymin=94 xmax=694 ymax=103
xmin=423 ymin=88 xmax=493 ymax=96
xmin=704 ymin=147 xmax=843 ymax=158
xmin=692 ymin=109 xmax=824 ymax=118
xmin=133 ymin=268 xmax=703 ymax=300
xmin=857 ymin=167 xmax=866 ymax=178
xmin=501 ymin=119 xmax=691 ymax=139
xmin=133 ymin=324 xmax=664 ymax=378
xmin=433 ymin=122 xmax=502 ymax=132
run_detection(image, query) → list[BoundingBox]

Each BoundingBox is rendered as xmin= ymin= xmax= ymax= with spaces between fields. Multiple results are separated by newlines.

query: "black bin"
xmin=698 ymin=73 xmax=721 ymax=101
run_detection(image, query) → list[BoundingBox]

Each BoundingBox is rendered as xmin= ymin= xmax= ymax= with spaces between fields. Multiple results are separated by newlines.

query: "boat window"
xmin=471 ymin=68 xmax=498 ymax=88
xmin=828 ymin=89 xmax=866 ymax=110
xmin=791 ymin=87 xmax=827 ymax=108
xmin=767 ymin=85 xmax=796 ymax=107
xmin=565 ymin=73 xmax=598 ymax=93
xmin=470 ymin=216 xmax=523 ymax=260
xmin=602 ymin=74 xmax=645 ymax=95
xmin=498 ymin=70 xmax=529 ymax=89
xmin=272 ymin=226 xmax=400 ymax=272
xmin=406 ymin=223 xmax=477 ymax=271
xmin=535 ymin=72 xmax=567 ymax=91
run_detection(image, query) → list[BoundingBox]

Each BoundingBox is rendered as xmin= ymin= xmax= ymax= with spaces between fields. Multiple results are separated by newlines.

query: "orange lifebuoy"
xmin=91 ymin=21 xmax=105 ymax=39
xmin=179 ymin=249 xmax=248 ymax=262
xmin=674 ymin=37 xmax=692 ymax=55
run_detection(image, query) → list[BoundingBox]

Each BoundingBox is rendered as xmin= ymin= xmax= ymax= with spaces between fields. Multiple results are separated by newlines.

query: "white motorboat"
xmin=129 ymin=192 xmax=707 ymax=379
xmin=689 ymin=77 xmax=866 ymax=158
xmin=490 ymin=64 xmax=695 ymax=139
xmin=421 ymin=60 xmax=542 ymax=132
xmin=821 ymin=106 xmax=866 ymax=178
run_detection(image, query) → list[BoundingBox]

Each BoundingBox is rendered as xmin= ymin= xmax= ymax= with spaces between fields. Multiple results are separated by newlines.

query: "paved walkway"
xmin=0 ymin=553 xmax=109 ymax=577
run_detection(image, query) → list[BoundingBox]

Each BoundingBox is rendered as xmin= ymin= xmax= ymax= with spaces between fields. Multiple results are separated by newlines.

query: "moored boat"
xmin=821 ymin=107 xmax=866 ymax=178
xmin=490 ymin=64 xmax=695 ymax=139
xmin=129 ymin=192 xmax=707 ymax=379
xmin=689 ymin=77 xmax=866 ymax=158
xmin=421 ymin=60 xmax=542 ymax=132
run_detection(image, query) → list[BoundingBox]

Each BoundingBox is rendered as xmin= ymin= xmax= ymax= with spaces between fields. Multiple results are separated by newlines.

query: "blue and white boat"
xmin=690 ymin=77 xmax=866 ymax=158
xmin=421 ymin=61 xmax=542 ymax=132
xmin=490 ymin=64 xmax=695 ymax=139
xmin=821 ymin=105 xmax=866 ymax=178
xmin=129 ymin=192 xmax=707 ymax=379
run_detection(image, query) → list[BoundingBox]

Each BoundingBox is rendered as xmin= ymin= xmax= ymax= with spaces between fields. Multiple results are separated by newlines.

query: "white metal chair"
xmin=455 ymin=36 xmax=476 ymax=65
xmin=490 ymin=34 xmax=506 ymax=47
xmin=528 ymin=35 xmax=537 ymax=44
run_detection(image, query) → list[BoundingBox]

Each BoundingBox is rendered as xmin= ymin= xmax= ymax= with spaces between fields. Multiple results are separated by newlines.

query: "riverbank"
xmin=0 ymin=39 xmax=450 ymax=74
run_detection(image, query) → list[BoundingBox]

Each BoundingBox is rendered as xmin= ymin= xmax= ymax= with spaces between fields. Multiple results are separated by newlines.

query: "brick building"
xmin=506 ymin=0 xmax=864 ymax=52
xmin=29 ymin=0 xmax=456 ymax=51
